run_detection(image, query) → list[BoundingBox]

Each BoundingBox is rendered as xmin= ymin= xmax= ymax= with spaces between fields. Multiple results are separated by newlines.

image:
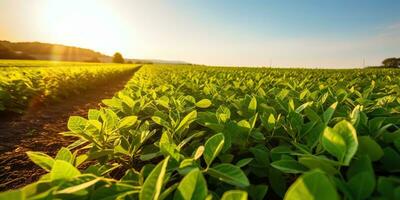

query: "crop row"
xmin=1 ymin=65 xmax=400 ymax=199
xmin=0 ymin=60 xmax=139 ymax=113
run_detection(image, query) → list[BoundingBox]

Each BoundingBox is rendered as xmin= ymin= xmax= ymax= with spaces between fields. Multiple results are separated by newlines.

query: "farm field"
xmin=0 ymin=60 xmax=140 ymax=190
xmin=1 ymin=64 xmax=400 ymax=199
xmin=0 ymin=60 xmax=140 ymax=113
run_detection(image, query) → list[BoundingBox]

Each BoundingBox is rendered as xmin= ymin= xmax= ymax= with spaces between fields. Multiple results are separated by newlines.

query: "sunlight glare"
xmin=41 ymin=0 xmax=124 ymax=55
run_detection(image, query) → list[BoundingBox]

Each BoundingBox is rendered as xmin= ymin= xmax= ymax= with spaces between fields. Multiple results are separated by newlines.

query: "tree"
xmin=112 ymin=52 xmax=125 ymax=64
xmin=382 ymin=57 xmax=399 ymax=68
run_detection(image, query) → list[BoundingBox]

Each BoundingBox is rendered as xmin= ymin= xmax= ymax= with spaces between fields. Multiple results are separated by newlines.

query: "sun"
xmin=40 ymin=0 xmax=124 ymax=54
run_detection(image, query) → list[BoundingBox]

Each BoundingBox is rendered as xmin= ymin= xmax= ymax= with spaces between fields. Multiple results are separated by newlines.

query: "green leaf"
xmin=216 ymin=106 xmax=231 ymax=123
xmin=119 ymin=116 xmax=138 ymax=129
xmin=0 ymin=190 xmax=25 ymax=200
xmin=55 ymin=147 xmax=74 ymax=164
xmin=271 ymin=160 xmax=309 ymax=174
xmin=156 ymin=96 xmax=170 ymax=109
xmin=221 ymin=190 xmax=248 ymax=200
xmin=266 ymin=114 xmax=275 ymax=131
xmin=203 ymin=133 xmax=225 ymax=166
xmin=357 ymin=136 xmax=384 ymax=161
xmin=196 ymin=99 xmax=212 ymax=108
xmin=176 ymin=110 xmax=197 ymax=133
xmin=323 ymin=102 xmax=338 ymax=124
xmin=174 ymin=169 xmax=208 ymax=200
xmin=298 ymin=156 xmax=337 ymax=175
xmin=322 ymin=120 xmax=358 ymax=165
xmin=67 ymin=116 xmax=87 ymax=133
xmin=88 ymin=109 xmax=100 ymax=120
xmin=247 ymin=185 xmax=268 ymax=200
xmin=295 ymin=102 xmax=313 ymax=113
xmin=50 ymin=160 xmax=81 ymax=180
xmin=394 ymin=138 xmax=400 ymax=152
xmin=346 ymin=156 xmax=375 ymax=200
xmin=236 ymin=158 xmax=253 ymax=168
xmin=193 ymin=146 xmax=204 ymax=160
xmin=322 ymin=127 xmax=347 ymax=162
xmin=160 ymin=183 xmax=178 ymax=200
xmin=380 ymin=147 xmax=400 ymax=173
xmin=26 ymin=151 xmax=55 ymax=172
xmin=152 ymin=116 xmax=170 ymax=129
xmin=269 ymin=168 xmax=286 ymax=197
xmin=160 ymin=132 xmax=181 ymax=161
xmin=207 ymin=163 xmax=249 ymax=187
xmin=248 ymin=96 xmax=257 ymax=113
xmin=377 ymin=177 xmax=400 ymax=199
xmin=140 ymin=157 xmax=170 ymax=200
xmin=284 ymin=169 xmax=339 ymax=200
xmin=56 ymin=176 xmax=101 ymax=194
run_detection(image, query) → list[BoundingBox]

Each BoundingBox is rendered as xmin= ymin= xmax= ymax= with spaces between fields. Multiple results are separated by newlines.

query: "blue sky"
xmin=0 ymin=0 xmax=399 ymax=67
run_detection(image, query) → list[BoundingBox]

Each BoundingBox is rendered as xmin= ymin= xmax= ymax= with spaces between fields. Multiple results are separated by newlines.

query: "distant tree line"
xmin=112 ymin=52 xmax=153 ymax=64
xmin=365 ymin=57 xmax=400 ymax=69
xmin=0 ymin=43 xmax=35 ymax=60
xmin=382 ymin=57 xmax=400 ymax=68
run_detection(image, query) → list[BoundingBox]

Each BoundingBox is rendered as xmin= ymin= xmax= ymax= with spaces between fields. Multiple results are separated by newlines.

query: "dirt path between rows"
xmin=0 ymin=68 xmax=139 ymax=191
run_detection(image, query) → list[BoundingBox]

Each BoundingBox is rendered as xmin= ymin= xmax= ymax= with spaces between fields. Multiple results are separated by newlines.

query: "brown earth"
xmin=0 ymin=69 xmax=139 ymax=191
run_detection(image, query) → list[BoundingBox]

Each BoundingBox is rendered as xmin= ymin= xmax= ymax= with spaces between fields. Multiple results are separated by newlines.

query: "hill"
xmin=0 ymin=40 xmax=110 ymax=62
xmin=0 ymin=40 xmax=189 ymax=64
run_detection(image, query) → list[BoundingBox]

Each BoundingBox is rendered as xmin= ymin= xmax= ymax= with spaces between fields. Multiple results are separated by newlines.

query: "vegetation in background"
xmin=0 ymin=60 xmax=139 ymax=113
xmin=113 ymin=52 xmax=125 ymax=64
xmin=0 ymin=43 xmax=35 ymax=60
xmin=382 ymin=57 xmax=400 ymax=68
xmin=0 ymin=40 xmax=106 ymax=62
xmin=0 ymin=64 xmax=399 ymax=199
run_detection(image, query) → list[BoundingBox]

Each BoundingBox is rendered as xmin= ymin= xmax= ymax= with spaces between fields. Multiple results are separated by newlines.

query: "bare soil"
xmin=0 ymin=70 xmax=138 ymax=191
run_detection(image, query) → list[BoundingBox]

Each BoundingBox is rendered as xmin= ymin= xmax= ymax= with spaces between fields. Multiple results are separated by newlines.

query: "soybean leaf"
xmin=119 ymin=116 xmax=138 ymax=129
xmin=247 ymin=185 xmax=268 ymax=200
xmin=88 ymin=109 xmax=100 ymax=120
xmin=269 ymin=168 xmax=286 ymax=197
xmin=380 ymin=147 xmax=400 ymax=173
xmin=67 ymin=116 xmax=87 ymax=133
xmin=271 ymin=160 xmax=309 ymax=174
xmin=357 ymin=136 xmax=384 ymax=161
xmin=248 ymin=96 xmax=257 ymax=113
xmin=174 ymin=169 xmax=208 ymax=200
xmin=152 ymin=116 xmax=171 ymax=129
xmin=216 ymin=106 xmax=231 ymax=123
xmin=346 ymin=156 xmax=375 ymax=200
xmin=55 ymin=147 xmax=74 ymax=164
xmin=323 ymin=102 xmax=338 ymax=124
xmin=0 ymin=190 xmax=24 ymax=200
xmin=176 ymin=110 xmax=197 ymax=134
xmin=140 ymin=157 xmax=170 ymax=200
xmin=322 ymin=120 xmax=358 ymax=165
xmin=203 ymin=133 xmax=225 ymax=167
xmin=377 ymin=176 xmax=400 ymax=199
xmin=159 ymin=183 xmax=178 ymax=200
xmin=284 ymin=169 xmax=339 ymax=200
xmin=51 ymin=160 xmax=81 ymax=180
xmin=221 ymin=190 xmax=248 ymax=200
xmin=26 ymin=151 xmax=55 ymax=172
xmin=207 ymin=163 xmax=249 ymax=188
xmin=160 ymin=132 xmax=181 ymax=161
xmin=298 ymin=156 xmax=337 ymax=175
xmin=56 ymin=176 xmax=101 ymax=194
xmin=196 ymin=99 xmax=212 ymax=108
xmin=236 ymin=158 xmax=253 ymax=168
